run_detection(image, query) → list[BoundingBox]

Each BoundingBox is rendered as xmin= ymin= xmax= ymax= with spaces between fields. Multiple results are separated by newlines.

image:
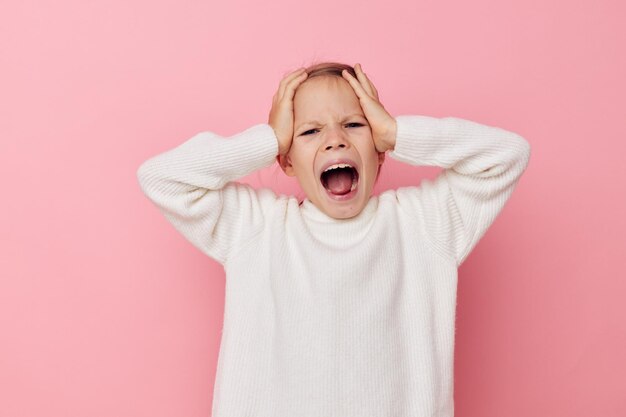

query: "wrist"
xmin=383 ymin=119 xmax=397 ymax=152
xmin=277 ymin=143 xmax=290 ymax=156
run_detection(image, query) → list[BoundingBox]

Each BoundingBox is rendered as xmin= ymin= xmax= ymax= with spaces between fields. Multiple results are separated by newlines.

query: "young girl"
xmin=137 ymin=62 xmax=531 ymax=417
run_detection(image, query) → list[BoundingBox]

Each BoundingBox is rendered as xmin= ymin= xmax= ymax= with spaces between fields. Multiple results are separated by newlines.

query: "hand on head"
xmin=341 ymin=63 xmax=397 ymax=153
xmin=268 ymin=68 xmax=309 ymax=156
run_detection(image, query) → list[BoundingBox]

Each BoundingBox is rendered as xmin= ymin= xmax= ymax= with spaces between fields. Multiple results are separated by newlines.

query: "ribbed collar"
xmin=294 ymin=196 xmax=379 ymax=247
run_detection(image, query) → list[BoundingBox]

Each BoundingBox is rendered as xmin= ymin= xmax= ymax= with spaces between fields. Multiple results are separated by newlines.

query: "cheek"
xmin=356 ymin=130 xmax=374 ymax=145
xmin=289 ymin=150 xmax=316 ymax=175
xmin=355 ymin=138 xmax=377 ymax=158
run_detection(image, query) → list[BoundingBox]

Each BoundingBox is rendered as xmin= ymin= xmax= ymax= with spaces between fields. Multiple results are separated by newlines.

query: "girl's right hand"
xmin=268 ymin=68 xmax=308 ymax=156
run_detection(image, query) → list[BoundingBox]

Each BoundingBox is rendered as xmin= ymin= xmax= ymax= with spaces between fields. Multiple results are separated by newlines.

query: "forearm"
xmin=135 ymin=123 xmax=280 ymax=264
xmin=389 ymin=114 xmax=531 ymax=267
xmin=137 ymin=123 xmax=278 ymax=197
xmin=388 ymin=115 xmax=530 ymax=175
xmin=381 ymin=119 xmax=398 ymax=153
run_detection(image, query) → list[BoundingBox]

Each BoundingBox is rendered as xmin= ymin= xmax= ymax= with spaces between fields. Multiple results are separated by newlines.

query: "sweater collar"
xmin=296 ymin=197 xmax=380 ymax=247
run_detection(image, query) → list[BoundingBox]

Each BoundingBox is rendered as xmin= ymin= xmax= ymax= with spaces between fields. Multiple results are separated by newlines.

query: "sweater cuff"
xmin=223 ymin=123 xmax=280 ymax=173
xmin=388 ymin=115 xmax=453 ymax=167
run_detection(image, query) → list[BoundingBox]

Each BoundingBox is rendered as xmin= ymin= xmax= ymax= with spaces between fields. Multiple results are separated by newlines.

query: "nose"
xmin=322 ymin=126 xmax=349 ymax=151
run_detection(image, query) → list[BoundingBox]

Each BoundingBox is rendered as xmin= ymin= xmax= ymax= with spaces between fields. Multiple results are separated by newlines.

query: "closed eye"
xmin=300 ymin=129 xmax=318 ymax=136
xmin=299 ymin=123 xmax=364 ymax=136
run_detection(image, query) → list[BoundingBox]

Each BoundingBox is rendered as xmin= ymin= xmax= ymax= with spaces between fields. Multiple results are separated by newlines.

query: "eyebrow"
xmin=296 ymin=113 xmax=367 ymax=131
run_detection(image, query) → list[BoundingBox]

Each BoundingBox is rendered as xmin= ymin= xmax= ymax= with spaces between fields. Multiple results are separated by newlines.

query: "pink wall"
xmin=1 ymin=0 xmax=624 ymax=416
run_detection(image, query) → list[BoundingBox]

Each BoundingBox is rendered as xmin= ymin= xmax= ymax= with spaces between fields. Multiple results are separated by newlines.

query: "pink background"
xmin=1 ymin=0 xmax=624 ymax=416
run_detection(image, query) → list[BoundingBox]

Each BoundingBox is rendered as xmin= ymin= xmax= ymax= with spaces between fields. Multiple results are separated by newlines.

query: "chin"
xmin=322 ymin=196 xmax=368 ymax=220
xmin=325 ymin=209 xmax=359 ymax=220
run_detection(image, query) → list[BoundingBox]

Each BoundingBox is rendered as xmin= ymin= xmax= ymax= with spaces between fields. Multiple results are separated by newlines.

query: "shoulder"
xmin=217 ymin=182 xmax=289 ymax=219
xmin=376 ymin=185 xmax=433 ymax=228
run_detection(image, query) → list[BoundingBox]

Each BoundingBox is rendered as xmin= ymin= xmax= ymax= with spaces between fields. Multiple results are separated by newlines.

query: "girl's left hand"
xmin=342 ymin=63 xmax=397 ymax=153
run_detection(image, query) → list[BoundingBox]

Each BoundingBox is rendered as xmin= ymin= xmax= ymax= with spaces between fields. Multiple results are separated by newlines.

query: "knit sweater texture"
xmin=136 ymin=114 xmax=531 ymax=417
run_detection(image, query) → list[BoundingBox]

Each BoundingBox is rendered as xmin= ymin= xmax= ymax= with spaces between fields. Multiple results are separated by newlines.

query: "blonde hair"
xmin=302 ymin=61 xmax=357 ymax=80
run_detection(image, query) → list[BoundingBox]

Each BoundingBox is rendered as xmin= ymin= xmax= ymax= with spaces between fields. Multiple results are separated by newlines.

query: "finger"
xmin=370 ymin=82 xmax=379 ymax=100
xmin=364 ymin=77 xmax=379 ymax=101
xmin=354 ymin=63 xmax=377 ymax=100
xmin=342 ymin=69 xmax=371 ymax=101
xmin=354 ymin=63 xmax=379 ymax=101
xmin=278 ymin=70 xmax=307 ymax=103
xmin=359 ymin=66 xmax=380 ymax=101
xmin=281 ymin=71 xmax=308 ymax=104
xmin=278 ymin=68 xmax=307 ymax=101
xmin=277 ymin=69 xmax=301 ymax=100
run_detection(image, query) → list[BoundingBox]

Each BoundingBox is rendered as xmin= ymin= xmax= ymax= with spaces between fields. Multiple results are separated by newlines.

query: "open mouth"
xmin=320 ymin=164 xmax=359 ymax=198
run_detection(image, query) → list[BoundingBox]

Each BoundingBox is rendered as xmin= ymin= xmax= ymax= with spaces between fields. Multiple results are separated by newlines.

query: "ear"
xmin=276 ymin=153 xmax=296 ymax=176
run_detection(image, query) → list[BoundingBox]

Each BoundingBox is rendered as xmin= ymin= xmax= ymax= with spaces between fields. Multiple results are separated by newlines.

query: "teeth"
xmin=350 ymin=177 xmax=357 ymax=191
xmin=323 ymin=163 xmax=353 ymax=172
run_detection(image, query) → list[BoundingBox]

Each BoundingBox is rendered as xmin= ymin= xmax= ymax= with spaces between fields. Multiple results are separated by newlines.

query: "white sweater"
xmin=136 ymin=115 xmax=531 ymax=417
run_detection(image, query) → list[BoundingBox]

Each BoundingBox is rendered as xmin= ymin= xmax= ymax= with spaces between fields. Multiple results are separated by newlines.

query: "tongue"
xmin=325 ymin=170 xmax=353 ymax=195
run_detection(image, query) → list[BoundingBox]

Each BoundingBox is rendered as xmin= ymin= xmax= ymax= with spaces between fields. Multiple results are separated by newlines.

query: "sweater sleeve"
xmin=136 ymin=123 xmax=280 ymax=266
xmin=388 ymin=115 xmax=531 ymax=268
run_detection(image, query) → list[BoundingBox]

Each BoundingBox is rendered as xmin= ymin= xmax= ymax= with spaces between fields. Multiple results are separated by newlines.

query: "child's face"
xmin=278 ymin=75 xmax=385 ymax=219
